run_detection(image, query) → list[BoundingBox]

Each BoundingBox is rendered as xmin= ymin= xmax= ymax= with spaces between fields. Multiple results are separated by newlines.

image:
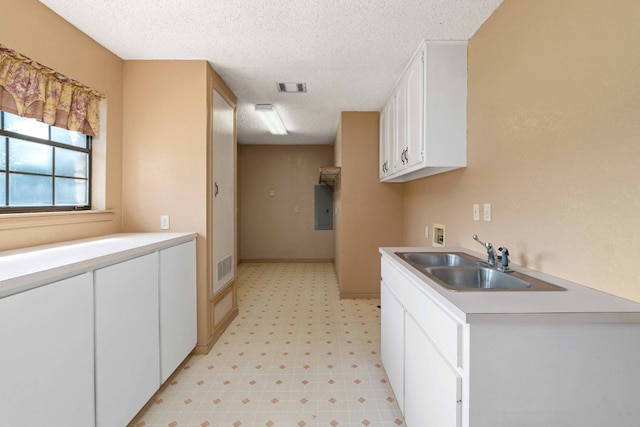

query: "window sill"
xmin=0 ymin=210 xmax=115 ymax=230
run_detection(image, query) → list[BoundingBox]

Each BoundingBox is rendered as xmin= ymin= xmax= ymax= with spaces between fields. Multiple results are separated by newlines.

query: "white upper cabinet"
xmin=379 ymin=100 xmax=394 ymax=179
xmin=380 ymin=41 xmax=467 ymax=183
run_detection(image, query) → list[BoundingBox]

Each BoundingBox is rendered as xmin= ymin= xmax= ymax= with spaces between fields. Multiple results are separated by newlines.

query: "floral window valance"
xmin=0 ymin=44 xmax=105 ymax=137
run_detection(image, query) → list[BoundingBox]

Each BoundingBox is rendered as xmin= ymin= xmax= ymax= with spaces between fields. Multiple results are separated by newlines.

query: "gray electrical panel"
xmin=314 ymin=185 xmax=333 ymax=230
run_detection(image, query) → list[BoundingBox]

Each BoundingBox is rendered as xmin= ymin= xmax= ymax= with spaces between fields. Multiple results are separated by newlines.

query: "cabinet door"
xmin=394 ymin=80 xmax=408 ymax=172
xmin=0 ymin=274 xmax=94 ymax=427
xmin=404 ymin=47 xmax=425 ymax=171
xmin=405 ymin=314 xmax=461 ymax=427
xmin=379 ymin=104 xmax=389 ymax=179
xmin=95 ymin=253 xmax=160 ymax=427
xmin=159 ymin=240 xmax=197 ymax=383
xmin=381 ymin=98 xmax=396 ymax=178
xmin=381 ymin=280 xmax=405 ymax=413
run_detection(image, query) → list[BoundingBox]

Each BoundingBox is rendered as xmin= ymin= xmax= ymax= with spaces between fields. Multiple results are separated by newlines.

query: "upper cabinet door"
xmin=379 ymin=99 xmax=395 ymax=178
xmin=404 ymin=46 xmax=426 ymax=171
xmin=393 ymin=79 xmax=408 ymax=172
xmin=380 ymin=40 xmax=467 ymax=183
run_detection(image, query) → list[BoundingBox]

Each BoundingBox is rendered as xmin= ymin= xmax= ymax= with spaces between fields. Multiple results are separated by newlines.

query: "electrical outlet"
xmin=433 ymin=224 xmax=446 ymax=247
xmin=160 ymin=215 xmax=170 ymax=230
xmin=473 ymin=204 xmax=480 ymax=221
xmin=425 ymin=226 xmax=429 ymax=238
xmin=483 ymin=203 xmax=492 ymax=222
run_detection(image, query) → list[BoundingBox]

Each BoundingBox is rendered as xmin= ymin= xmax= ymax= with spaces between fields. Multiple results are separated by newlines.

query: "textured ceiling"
xmin=39 ymin=0 xmax=503 ymax=145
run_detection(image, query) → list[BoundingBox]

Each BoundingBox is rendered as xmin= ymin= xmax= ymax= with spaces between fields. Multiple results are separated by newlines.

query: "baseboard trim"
xmin=240 ymin=259 xmax=334 ymax=263
xmin=192 ymin=306 xmax=239 ymax=355
xmin=339 ymin=292 xmax=380 ymax=299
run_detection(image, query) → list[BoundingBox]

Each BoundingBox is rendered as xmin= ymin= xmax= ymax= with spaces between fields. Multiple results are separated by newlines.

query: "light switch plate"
xmin=483 ymin=203 xmax=491 ymax=222
xmin=473 ymin=204 xmax=480 ymax=221
xmin=160 ymin=215 xmax=170 ymax=230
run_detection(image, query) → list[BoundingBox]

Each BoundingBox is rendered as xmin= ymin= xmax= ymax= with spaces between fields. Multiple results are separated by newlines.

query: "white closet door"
xmin=212 ymin=89 xmax=235 ymax=295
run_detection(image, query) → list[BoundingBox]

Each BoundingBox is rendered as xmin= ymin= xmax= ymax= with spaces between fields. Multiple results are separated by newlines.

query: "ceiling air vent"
xmin=277 ymin=82 xmax=307 ymax=93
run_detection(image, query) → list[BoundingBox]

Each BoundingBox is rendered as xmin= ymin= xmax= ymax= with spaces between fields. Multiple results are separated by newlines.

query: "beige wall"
xmin=335 ymin=112 xmax=404 ymax=298
xmin=239 ymin=144 xmax=334 ymax=260
xmin=0 ymin=0 xmax=123 ymax=250
xmin=333 ymin=120 xmax=343 ymax=284
xmin=122 ymin=60 xmax=238 ymax=350
xmin=122 ymin=61 xmax=208 ymax=235
xmin=404 ymin=0 xmax=640 ymax=301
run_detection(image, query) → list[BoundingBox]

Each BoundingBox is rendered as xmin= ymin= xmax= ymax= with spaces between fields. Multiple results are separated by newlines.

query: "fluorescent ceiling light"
xmin=255 ymin=104 xmax=288 ymax=135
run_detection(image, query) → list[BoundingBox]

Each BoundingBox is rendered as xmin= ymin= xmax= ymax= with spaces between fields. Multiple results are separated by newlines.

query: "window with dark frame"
xmin=0 ymin=111 xmax=91 ymax=213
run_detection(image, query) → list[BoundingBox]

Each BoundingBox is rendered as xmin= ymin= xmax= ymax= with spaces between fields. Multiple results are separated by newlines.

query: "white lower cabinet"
xmin=95 ymin=253 xmax=161 ymax=427
xmin=382 ymin=254 xmax=640 ymax=427
xmin=404 ymin=313 xmax=461 ymax=427
xmin=0 ymin=273 xmax=95 ymax=427
xmin=159 ymin=240 xmax=197 ymax=382
xmin=380 ymin=280 xmax=405 ymax=412
xmin=0 ymin=234 xmax=197 ymax=427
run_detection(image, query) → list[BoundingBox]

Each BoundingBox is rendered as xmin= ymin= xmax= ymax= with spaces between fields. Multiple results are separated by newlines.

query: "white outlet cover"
xmin=473 ymin=204 xmax=480 ymax=221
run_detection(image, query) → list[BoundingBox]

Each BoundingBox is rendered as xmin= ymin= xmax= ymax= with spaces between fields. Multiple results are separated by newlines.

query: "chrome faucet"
xmin=473 ymin=234 xmax=512 ymax=272
xmin=498 ymin=247 xmax=510 ymax=271
xmin=472 ymin=234 xmax=496 ymax=266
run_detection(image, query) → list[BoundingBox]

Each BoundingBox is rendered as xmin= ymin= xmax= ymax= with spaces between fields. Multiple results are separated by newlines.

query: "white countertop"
xmin=381 ymin=247 xmax=640 ymax=323
xmin=0 ymin=232 xmax=197 ymax=299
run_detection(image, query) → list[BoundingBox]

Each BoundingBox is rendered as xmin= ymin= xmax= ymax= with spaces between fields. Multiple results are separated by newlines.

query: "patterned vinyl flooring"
xmin=135 ymin=262 xmax=404 ymax=427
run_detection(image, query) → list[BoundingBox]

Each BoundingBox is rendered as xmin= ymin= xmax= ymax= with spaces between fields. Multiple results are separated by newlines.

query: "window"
xmin=0 ymin=111 xmax=91 ymax=213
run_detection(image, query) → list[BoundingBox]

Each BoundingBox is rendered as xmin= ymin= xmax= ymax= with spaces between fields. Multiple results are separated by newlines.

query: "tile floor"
xmin=135 ymin=262 xmax=404 ymax=427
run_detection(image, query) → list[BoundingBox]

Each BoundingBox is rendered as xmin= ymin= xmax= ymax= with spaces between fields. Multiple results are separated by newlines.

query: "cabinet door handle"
xmin=215 ymin=182 xmax=219 ymax=197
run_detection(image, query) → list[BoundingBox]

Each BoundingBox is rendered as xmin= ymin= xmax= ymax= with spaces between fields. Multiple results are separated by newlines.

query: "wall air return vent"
xmin=277 ymin=82 xmax=307 ymax=93
xmin=217 ymin=255 xmax=233 ymax=281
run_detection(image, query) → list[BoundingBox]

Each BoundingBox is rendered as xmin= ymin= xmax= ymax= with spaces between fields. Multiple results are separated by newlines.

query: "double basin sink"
xmin=396 ymin=252 xmax=566 ymax=292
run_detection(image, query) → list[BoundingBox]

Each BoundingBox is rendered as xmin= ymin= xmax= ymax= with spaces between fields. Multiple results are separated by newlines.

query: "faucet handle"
xmin=472 ymin=234 xmax=491 ymax=249
xmin=498 ymin=247 xmax=510 ymax=270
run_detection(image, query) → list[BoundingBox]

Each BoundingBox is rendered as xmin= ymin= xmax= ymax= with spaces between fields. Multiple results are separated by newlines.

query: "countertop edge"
xmin=0 ymin=232 xmax=197 ymax=299
xmin=380 ymin=246 xmax=640 ymax=324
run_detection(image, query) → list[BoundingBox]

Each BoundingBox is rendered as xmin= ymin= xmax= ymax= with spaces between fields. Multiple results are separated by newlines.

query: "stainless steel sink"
xmin=426 ymin=266 xmax=531 ymax=290
xmin=396 ymin=252 xmax=479 ymax=268
xmin=395 ymin=251 xmax=566 ymax=292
